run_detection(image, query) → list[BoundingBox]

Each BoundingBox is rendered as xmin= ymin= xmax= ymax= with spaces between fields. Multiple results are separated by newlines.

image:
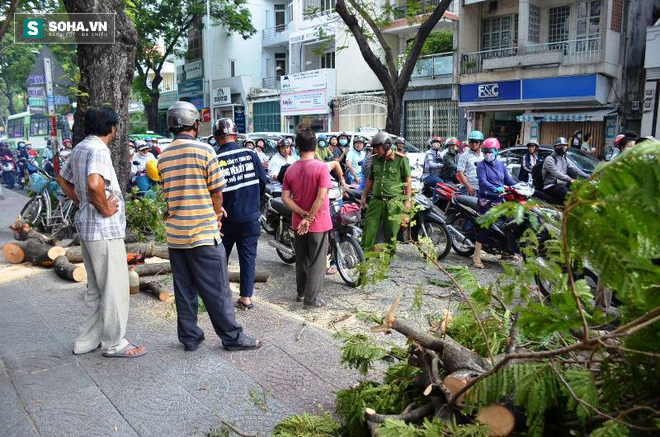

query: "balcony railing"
xmin=460 ymin=37 xmax=604 ymax=75
xmin=393 ymin=0 xmax=442 ymax=19
xmin=262 ymin=77 xmax=281 ymax=90
xmin=263 ymin=23 xmax=290 ymax=41
xmin=411 ymin=52 xmax=453 ymax=79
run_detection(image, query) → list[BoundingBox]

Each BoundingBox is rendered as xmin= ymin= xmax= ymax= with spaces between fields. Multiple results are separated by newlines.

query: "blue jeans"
xmin=222 ymin=220 xmax=261 ymax=298
xmin=423 ymin=175 xmax=443 ymax=202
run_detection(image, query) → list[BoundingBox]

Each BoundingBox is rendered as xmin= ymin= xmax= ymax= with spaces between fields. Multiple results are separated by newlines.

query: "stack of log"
xmin=3 ymin=223 xmax=271 ymax=301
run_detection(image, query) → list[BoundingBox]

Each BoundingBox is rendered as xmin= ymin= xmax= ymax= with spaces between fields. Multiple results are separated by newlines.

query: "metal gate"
xmin=337 ymin=95 xmax=387 ymax=132
xmin=539 ymin=121 xmax=605 ymax=155
xmin=404 ymin=99 xmax=459 ymax=149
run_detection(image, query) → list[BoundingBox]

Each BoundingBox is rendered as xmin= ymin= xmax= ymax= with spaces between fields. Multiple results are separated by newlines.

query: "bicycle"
xmin=19 ymin=170 xmax=78 ymax=240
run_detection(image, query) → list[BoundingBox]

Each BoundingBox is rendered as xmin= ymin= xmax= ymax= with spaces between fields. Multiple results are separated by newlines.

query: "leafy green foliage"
xmin=273 ymin=413 xmax=341 ymax=437
xmin=125 ymin=186 xmax=167 ymax=243
xmin=588 ymin=420 xmax=629 ymax=437
xmin=405 ymin=30 xmax=453 ymax=57
xmin=333 ymin=331 xmax=398 ymax=375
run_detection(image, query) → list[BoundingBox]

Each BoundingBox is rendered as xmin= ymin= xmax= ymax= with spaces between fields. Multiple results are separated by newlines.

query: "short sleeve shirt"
xmin=60 ymin=135 xmax=126 ymax=241
xmin=369 ymin=153 xmax=411 ymax=198
xmin=157 ymin=136 xmax=225 ymax=248
xmin=457 ymin=150 xmax=483 ymax=187
xmin=282 ymin=159 xmax=332 ymax=233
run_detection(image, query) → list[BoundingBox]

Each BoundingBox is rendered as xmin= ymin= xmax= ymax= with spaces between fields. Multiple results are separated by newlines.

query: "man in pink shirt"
xmin=282 ymin=129 xmax=333 ymax=308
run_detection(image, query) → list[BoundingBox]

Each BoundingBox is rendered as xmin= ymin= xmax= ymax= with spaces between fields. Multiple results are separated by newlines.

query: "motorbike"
xmin=18 ymin=156 xmax=39 ymax=189
xmin=267 ymin=186 xmax=366 ymax=287
xmin=344 ymin=188 xmax=451 ymax=261
xmin=260 ymin=183 xmax=281 ymax=235
xmin=437 ymin=181 xmax=535 ymax=257
xmin=0 ymin=155 xmax=17 ymax=189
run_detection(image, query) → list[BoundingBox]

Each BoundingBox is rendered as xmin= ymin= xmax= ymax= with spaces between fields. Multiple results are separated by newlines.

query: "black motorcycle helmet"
xmin=370 ymin=132 xmax=391 ymax=152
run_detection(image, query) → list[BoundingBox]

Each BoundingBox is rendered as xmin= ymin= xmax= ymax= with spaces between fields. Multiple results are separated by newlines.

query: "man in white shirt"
xmin=268 ymin=138 xmax=297 ymax=182
xmin=456 ymin=131 xmax=485 ymax=197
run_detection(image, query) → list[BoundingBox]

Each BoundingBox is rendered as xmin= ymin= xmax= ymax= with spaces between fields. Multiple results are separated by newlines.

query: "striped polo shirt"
xmin=157 ymin=135 xmax=225 ymax=248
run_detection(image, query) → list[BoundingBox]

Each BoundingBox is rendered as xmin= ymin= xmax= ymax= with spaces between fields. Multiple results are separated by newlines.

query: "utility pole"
xmin=205 ymin=0 xmax=214 ymax=127
xmin=43 ymin=57 xmax=55 ymax=115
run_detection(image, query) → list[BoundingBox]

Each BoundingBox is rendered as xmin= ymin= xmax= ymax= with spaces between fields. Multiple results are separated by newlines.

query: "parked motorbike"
xmin=403 ymin=194 xmax=452 ymax=260
xmin=0 ymin=155 xmax=17 ymax=189
xmin=18 ymin=156 xmax=39 ymax=189
xmin=267 ymin=186 xmax=366 ymax=287
xmin=437 ymin=181 xmax=535 ymax=257
xmin=260 ymin=183 xmax=281 ymax=235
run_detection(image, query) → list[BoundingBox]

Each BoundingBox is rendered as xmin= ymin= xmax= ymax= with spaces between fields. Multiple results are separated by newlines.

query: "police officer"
xmin=214 ymin=118 xmax=268 ymax=310
xmin=360 ymin=132 xmax=412 ymax=252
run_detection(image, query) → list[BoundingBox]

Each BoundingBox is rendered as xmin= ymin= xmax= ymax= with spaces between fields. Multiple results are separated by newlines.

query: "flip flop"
xmin=103 ymin=344 xmax=147 ymax=358
xmin=472 ymin=260 xmax=485 ymax=269
xmin=224 ymin=337 xmax=262 ymax=352
xmin=235 ymin=299 xmax=254 ymax=310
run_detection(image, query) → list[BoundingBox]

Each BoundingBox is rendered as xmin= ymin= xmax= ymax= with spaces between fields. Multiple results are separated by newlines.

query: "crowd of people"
xmin=26 ymin=97 xmax=650 ymax=360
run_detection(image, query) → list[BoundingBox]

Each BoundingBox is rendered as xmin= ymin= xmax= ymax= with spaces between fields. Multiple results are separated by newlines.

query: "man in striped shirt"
xmin=158 ymin=101 xmax=261 ymax=352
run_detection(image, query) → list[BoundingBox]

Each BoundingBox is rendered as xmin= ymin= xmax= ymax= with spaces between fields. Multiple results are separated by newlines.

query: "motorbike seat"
xmin=346 ymin=188 xmax=363 ymax=201
xmin=265 ymin=184 xmax=282 ymax=197
xmin=456 ymin=195 xmax=479 ymax=211
xmin=444 ymin=182 xmax=461 ymax=192
xmin=271 ymin=197 xmax=292 ymax=217
xmin=532 ymin=190 xmax=563 ymax=206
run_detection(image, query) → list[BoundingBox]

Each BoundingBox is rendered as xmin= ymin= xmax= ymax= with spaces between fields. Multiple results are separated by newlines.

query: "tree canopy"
xmin=127 ymin=0 xmax=256 ymax=132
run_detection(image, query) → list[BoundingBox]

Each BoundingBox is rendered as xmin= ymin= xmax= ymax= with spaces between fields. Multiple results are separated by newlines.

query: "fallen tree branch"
xmin=219 ymin=419 xmax=260 ymax=437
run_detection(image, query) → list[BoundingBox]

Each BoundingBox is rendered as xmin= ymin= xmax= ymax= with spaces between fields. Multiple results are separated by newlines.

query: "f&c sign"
xmin=478 ymin=84 xmax=499 ymax=99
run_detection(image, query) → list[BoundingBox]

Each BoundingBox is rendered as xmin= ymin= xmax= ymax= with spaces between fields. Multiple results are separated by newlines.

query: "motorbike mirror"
xmin=132 ymin=161 xmax=140 ymax=165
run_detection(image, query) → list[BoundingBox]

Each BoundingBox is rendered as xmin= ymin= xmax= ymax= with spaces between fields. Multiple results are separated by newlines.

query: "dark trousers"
xmin=222 ymin=220 xmax=260 ymax=298
xmin=294 ymin=231 xmax=329 ymax=304
xmin=168 ymin=243 xmax=245 ymax=347
xmin=544 ymin=184 xmax=570 ymax=203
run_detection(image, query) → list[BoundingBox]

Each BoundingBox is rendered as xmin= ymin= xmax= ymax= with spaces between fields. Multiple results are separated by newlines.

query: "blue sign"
xmin=234 ymin=105 xmax=246 ymax=133
xmin=459 ymin=80 xmax=521 ymax=103
xmin=178 ymin=79 xmax=203 ymax=98
xmin=522 ymin=74 xmax=597 ymax=100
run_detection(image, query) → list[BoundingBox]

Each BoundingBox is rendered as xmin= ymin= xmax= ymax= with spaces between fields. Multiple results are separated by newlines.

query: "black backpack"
xmin=531 ymin=155 xmax=557 ymax=191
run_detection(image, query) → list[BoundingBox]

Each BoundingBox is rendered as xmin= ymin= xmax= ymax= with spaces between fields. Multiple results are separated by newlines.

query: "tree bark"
xmin=66 ymin=242 xmax=170 ymax=263
xmin=62 ymin=0 xmax=138 ymax=193
xmin=145 ymin=74 xmax=163 ymax=132
xmin=139 ymin=280 xmax=168 ymax=301
xmin=53 ymin=255 xmax=86 ymax=282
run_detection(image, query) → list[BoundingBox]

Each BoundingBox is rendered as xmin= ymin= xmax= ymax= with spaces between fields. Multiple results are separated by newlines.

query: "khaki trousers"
xmin=74 ymin=238 xmax=130 ymax=355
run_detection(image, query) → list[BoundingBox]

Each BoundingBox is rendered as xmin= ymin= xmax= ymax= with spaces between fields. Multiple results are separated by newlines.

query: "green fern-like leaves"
xmin=333 ymin=331 xmax=392 ymax=375
xmin=588 ymin=420 xmax=630 ymax=437
xmin=562 ymin=368 xmax=599 ymax=422
xmin=273 ymin=413 xmax=341 ymax=437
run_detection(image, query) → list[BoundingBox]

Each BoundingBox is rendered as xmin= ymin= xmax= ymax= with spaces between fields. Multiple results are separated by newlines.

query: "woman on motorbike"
xmin=473 ymin=138 xmax=518 ymax=269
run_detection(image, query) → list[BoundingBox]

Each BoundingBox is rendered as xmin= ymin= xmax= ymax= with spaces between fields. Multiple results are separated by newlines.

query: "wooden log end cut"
xmin=3 ymin=242 xmax=26 ymax=264
xmin=475 ymin=404 xmax=515 ymax=437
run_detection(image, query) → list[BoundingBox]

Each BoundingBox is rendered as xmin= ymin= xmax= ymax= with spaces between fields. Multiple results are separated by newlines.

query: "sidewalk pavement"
xmin=0 ymin=190 xmax=360 ymax=436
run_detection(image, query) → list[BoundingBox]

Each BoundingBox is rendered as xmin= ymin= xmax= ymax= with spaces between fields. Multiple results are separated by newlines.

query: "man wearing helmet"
xmin=360 ymin=131 xmax=412 ymax=252
xmin=456 ymin=131 xmax=485 ymax=197
xmin=345 ymin=136 xmax=366 ymax=185
xmin=473 ymin=138 xmax=518 ymax=269
xmin=541 ymin=137 xmax=588 ymax=203
xmin=441 ymin=137 xmax=461 ymax=183
xmin=214 ymin=118 xmax=268 ymax=311
xmin=395 ymin=137 xmax=406 ymax=155
xmin=315 ymin=134 xmax=332 ymax=161
xmin=422 ymin=136 xmax=444 ymax=187
xmin=268 ymin=138 xmax=297 ymax=182
xmin=518 ymin=140 xmax=539 ymax=183
xmin=158 ymin=102 xmax=261 ymax=352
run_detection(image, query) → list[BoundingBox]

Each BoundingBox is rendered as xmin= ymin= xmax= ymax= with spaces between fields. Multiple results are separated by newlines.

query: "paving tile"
xmin=25 ymin=386 xmax=138 ymax=437
xmin=12 ymin=362 xmax=95 ymax=406
xmin=0 ymin=363 xmax=39 ymax=437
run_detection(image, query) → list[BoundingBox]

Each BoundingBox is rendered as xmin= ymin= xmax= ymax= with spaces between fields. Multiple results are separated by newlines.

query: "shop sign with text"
xmin=281 ymin=90 xmax=328 ymax=115
xmin=212 ymin=87 xmax=231 ymax=106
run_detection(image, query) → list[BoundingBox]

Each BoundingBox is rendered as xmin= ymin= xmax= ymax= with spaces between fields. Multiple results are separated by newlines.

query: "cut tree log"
xmin=10 ymin=221 xmax=57 ymax=245
xmin=53 ymin=255 xmax=86 ymax=282
xmin=134 ymin=261 xmax=270 ymax=283
xmin=139 ymin=281 xmax=168 ymax=301
xmin=443 ymin=369 xmax=481 ymax=404
xmin=475 ymin=404 xmax=515 ymax=436
xmin=65 ymin=242 xmax=170 ymax=263
xmin=3 ymin=240 xmax=66 ymax=266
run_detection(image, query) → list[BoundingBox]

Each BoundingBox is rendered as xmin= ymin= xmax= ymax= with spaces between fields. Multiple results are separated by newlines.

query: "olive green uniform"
xmin=362 ymin=152 xmax=411 ymax=251
xmin=315 ymin=146 xmax=332 ymax=162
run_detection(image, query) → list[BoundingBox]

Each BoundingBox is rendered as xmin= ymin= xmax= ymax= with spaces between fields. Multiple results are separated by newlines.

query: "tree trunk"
xmin=139 ymin=280 xmax=168 ymax=301
xmin=385 ymin=91 xmax=403 ymax=136
xmin=3 ymin=240 xmax=66 ymax=266
xmin=66 ymin=242 xmax=169 ymax=263
xmin=62 ymin=0 xmax=138 ymax=193
xmin=145 ymin=74 xmax=163 ymax=132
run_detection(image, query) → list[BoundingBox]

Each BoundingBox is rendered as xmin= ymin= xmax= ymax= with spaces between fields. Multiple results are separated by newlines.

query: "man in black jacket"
xmin=214 ymin=118 xmax=268 ymax=309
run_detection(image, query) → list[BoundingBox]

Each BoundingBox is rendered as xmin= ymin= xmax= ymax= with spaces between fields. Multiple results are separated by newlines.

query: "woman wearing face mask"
xmin=345 ymin=136 xmax=365 ymax=185
xmin=315 ymin=134 xmax=332 ymax=162
xmin=473 ymin=138 xmax=517 ymax=269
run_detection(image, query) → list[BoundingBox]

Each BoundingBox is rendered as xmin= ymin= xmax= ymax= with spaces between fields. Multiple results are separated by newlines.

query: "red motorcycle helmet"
xmin=481 ymin=137 xmax=500 ymax=152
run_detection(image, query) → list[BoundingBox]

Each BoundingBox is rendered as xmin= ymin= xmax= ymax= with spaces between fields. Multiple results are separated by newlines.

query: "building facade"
xmin=642 ymin=18 xmax=660 ymax=137
xmin=457 ymin=0 xmax=638 ymax=155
